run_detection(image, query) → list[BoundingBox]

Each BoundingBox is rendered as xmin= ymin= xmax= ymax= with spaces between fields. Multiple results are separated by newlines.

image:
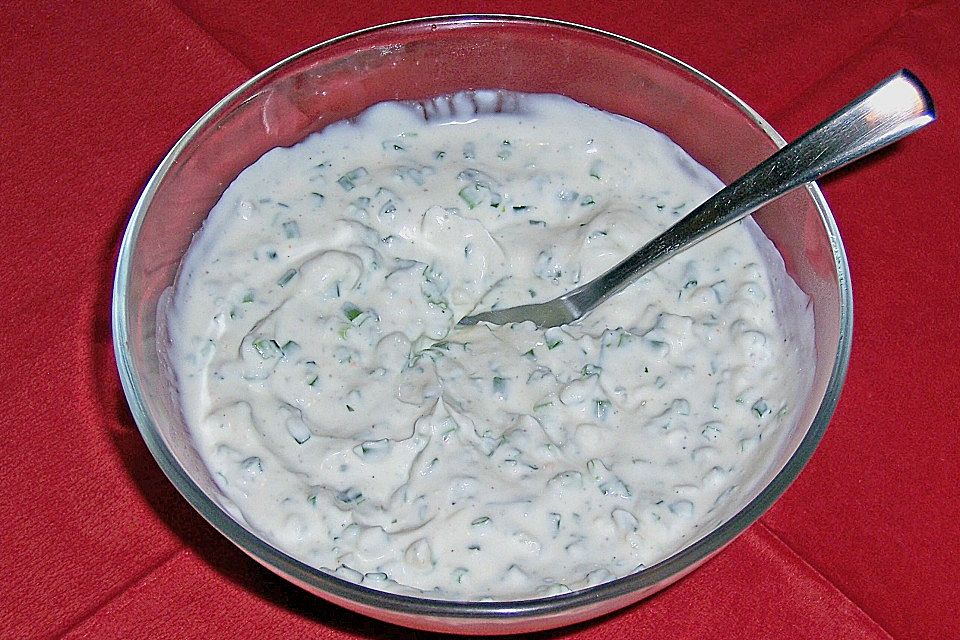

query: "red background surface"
xmin=2 ymin=1 xmax=957 ymax=638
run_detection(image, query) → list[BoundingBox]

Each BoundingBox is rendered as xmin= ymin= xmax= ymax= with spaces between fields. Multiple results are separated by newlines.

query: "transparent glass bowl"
xmin=113 ymin=15 xmax=852 ymax=635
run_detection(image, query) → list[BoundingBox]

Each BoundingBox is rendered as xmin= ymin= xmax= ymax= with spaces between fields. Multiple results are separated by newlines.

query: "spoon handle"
xmin=560 ymin=69 xmax=935 ymax=317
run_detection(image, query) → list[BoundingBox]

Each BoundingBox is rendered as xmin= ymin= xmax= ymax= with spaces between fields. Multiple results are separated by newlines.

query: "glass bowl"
xmin=113 ymin=14 xmax=852 ymax=635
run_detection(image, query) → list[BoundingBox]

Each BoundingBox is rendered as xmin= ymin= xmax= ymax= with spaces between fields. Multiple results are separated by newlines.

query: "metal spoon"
xmin=459 ymin=69 xmax=935 ymax=328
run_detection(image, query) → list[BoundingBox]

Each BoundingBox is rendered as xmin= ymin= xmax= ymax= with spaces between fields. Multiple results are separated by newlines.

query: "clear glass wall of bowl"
xmin=113 ymin=15 xmax=850 ymax=634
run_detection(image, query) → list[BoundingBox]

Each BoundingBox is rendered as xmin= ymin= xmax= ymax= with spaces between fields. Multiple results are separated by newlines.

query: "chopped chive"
xmin=458 ymin=185 xmax=483 ymax=209
xmin=595 ymin=399 xmax=612 ymax=419
xmin=549 ymin=512 xmax=561 ymax=532
xmin=252 ymin=339 xmax=282 ymax=359
xmin=242 ymin=457 xmax=263 ymax=474
xmin=353 ymin=438 xmax=390 ymax=458
xmin=379 ymin=200 xmax=397 ymax=219
xmin=343 ymin=304 xmax=362 ymax=322
xmin=335 ymin=488 xmax=364 ymax=505
xmin=277 ymin=268 xmax=297 ymax=287
xmin=752 ymin=399 xmax=771 ymax=418
xmin=337 ymin=166 xmax=369 ymax=191
xmin=581 ymin=364 xmax=601 ymax=377
xmin=286 ymin=419 xmax=311 ymax=444
xmin=589 ymin=160 xmax=603 ymax=180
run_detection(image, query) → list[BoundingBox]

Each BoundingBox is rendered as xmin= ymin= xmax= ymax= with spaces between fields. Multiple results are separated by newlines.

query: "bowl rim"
xmin=112 ymin=13 xmax=853 ymax=620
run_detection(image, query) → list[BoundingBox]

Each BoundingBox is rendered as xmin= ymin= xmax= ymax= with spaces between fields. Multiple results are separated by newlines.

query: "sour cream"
xmin=165 ymin=91 xmax=813 ymax=600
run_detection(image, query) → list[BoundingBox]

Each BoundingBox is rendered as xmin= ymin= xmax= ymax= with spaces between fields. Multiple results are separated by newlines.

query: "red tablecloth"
xmin=2 ymin=1 xmax=957 ymax=638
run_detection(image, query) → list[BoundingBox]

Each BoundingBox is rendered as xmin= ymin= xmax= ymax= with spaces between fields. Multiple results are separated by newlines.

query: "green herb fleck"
xmin=337 ymin=167 xmax=369 ymax=191
xmin=277 ymin=268 xmax=297 ymax=287
xmin=595 ymin=399 xmax=612 ymax=420
xmin=335 ymin=488 xmax=364 ymax=505
xmin=581 ymin=364 xmax=601 ymax=377
xmin=282 ymin=220 xmax=300 ymax=239
xmin=252 ymin=339 xmax=282 ymax=359
xmin=458 ymin=184 xmax=484 ymax=209
xmin=549 ymin=512 xmax=561 ymax=532
xmin=343 ymin=304 xmax=362 ymax=322
xmin=752 ymin=399 xmax=771 ymax=418
xmin=589 ymin=160 xmax=603 ymax=180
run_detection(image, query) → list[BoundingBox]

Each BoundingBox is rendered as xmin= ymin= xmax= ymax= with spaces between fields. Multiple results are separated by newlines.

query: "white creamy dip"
xmin=165 ymin=92 xmax=813 ymax=600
